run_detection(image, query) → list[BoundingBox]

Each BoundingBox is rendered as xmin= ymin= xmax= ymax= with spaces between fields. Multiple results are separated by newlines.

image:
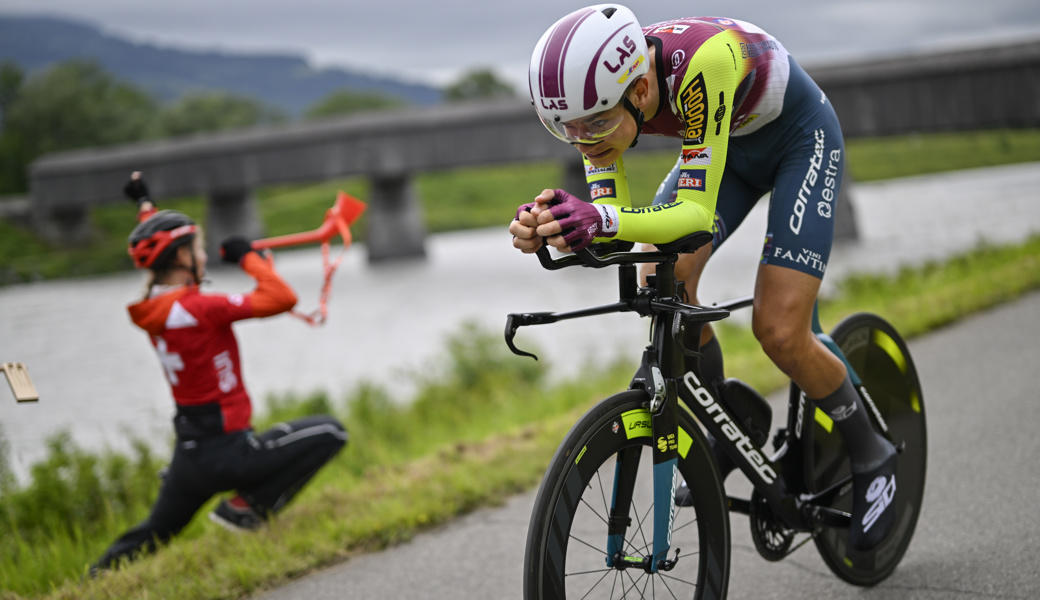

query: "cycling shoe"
xmin=849 ymin=445 xmax=898 ymax=551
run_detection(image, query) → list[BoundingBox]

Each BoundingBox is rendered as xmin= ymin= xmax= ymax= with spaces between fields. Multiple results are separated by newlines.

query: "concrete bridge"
xmin=26 ymin=37 xmax=1040 ymax=260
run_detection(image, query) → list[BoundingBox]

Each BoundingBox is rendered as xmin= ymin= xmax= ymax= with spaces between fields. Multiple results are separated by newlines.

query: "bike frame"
xmin=506 ymin=236 xmax=872 ymax=572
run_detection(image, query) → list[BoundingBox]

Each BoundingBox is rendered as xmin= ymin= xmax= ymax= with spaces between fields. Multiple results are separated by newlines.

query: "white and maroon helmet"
xmin=529 ymin=4 xmax=649 ymax=144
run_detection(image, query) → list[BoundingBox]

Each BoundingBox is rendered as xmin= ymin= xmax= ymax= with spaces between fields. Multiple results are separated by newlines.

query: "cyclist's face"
xmin=565 ymin=104 xmax=636 ymax=167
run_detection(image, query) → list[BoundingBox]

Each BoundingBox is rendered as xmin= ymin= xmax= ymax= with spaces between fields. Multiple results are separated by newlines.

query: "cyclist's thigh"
xmin=758 ymin=58 xmax=846 ymax=280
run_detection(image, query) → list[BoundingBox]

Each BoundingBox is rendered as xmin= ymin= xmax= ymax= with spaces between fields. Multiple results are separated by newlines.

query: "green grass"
xmin=1 ymin=128 xmax=1038 ymax=286
xmin=2 ymin=232 xmax=1039 ymax=599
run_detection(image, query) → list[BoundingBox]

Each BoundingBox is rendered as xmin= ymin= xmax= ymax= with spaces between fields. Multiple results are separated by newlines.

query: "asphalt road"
xmin=251 ymin=290 xmax=1040 ymax=599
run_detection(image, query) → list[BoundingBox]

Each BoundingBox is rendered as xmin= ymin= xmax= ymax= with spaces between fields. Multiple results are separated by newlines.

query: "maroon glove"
xmin=546 ymin=189 xmax=617 ymax=251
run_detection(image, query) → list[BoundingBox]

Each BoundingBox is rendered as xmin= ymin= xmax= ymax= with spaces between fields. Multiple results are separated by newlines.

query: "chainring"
xmin=749 ymin=489 xmax=795 ymax=562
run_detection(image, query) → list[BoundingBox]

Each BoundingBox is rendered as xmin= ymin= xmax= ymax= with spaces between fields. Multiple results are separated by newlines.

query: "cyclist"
xmin=510 ymin=4 xmax=897 ymax=551
xmin=91 ymin=179 xmax=348 ymax=572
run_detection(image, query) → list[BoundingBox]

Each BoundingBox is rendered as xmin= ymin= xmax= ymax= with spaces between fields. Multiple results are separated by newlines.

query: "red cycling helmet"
xmin=127 ymin=210 xmax=198 ymax=269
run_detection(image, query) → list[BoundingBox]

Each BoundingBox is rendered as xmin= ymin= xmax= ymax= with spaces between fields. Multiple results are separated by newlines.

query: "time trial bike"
xmin=505 ymin=232 xmax=927 ymax=599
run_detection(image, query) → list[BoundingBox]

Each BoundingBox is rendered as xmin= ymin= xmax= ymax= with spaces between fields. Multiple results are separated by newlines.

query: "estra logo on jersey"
xmin=589 ymin=180 xmax=617 ymax=200
xmin=678 ymin=169 xmax=706 ymax=191
xmin=681 ymin=147 xmax=712 ymax=166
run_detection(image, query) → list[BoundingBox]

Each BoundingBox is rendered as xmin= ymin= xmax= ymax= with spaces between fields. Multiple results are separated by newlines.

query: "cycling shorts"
xmin=653 ymin=56 xmax=846 ymax=279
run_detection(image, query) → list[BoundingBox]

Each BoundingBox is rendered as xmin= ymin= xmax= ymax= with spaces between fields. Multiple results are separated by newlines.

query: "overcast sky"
xmin=4 ymin=0 xmax=1040 ymax=89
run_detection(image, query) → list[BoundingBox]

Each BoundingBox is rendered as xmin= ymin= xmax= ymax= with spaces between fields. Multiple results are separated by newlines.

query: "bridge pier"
xmin=205 ymin=188 xmax=266 ymax=259
xmin=365 ymin=174 xmax=427 ymax=262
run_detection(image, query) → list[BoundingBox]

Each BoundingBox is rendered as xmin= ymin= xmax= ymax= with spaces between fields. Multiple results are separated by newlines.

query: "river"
xmin=2 ymin=162 xmax=1038 ymax=483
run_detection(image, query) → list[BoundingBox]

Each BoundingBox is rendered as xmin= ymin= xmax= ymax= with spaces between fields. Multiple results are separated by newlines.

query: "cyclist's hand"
xmin=544 ymin=189 xmax=617 ymax=252
xmin=220 ymin=236 xmax=256 ymax=265
xmin=510 ymin=191 xmax=554 ymax=254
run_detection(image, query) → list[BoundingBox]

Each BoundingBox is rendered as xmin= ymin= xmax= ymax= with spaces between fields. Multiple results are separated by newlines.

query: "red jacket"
xmin=128 ymin=253 xmax=297 ymax=433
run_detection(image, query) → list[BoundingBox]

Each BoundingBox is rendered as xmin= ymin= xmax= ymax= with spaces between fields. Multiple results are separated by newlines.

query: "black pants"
xmin=93 ymin=414 xmax=347 ymax=570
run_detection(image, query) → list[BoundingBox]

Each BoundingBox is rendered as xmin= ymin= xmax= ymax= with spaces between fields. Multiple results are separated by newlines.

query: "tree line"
xmin=0 ymin=60 xmax=516 ymax=195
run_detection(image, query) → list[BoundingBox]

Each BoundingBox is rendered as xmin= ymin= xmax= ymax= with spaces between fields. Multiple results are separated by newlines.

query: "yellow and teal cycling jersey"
xmin=585 ymin=17 xmax=792 ymax=244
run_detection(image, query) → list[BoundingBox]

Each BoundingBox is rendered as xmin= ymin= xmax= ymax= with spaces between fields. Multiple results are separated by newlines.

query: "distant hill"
xmin=0 ymin=15 xmax=442 ymax=116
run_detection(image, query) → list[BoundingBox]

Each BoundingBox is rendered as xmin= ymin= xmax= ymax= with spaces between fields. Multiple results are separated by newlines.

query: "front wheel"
xmin=524 ymin=391 xmax=731 ymax=600
xmin=811 ymin=313 xmax=928 ymax=586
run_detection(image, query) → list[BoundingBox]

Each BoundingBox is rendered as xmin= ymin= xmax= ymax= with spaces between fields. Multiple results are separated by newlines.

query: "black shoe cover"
xmin=849 ymin=447 xmax=897 ymax=551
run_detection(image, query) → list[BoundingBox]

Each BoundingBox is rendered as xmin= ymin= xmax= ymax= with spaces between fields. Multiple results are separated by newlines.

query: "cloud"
xmin=3 ymin=0 xmax=1039 ymax=87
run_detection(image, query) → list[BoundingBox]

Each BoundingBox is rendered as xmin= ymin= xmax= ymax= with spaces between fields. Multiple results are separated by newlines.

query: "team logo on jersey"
xmin=671 ymin=50 xmax=686 ymax=71
xmin=585 ymin=164 xmax=618 ymax=176
xmin=681 ymin=147 xmax=712 ymax=165
xmin=680 ymin=73 xmax=708 ymax=145
xmin=714 ymin=92 xmax=727 ymax=136
xmin=678 ymin=169 xmax=706 ymax=191
xmin=740 ymin=40 xmax=781 ymax=59
xmin=653 ymin=24 xmax=689 ymax=34
xmin=589 ymin=180 xmax=617 ymax=200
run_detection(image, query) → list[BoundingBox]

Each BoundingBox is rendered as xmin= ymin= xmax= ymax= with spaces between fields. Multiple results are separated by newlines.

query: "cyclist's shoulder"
xmin=643 ymin=17 xmax=779 ymax=52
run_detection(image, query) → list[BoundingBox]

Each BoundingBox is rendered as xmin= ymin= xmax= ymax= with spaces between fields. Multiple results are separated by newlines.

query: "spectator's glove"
xmin=546 ymin=189 xmax=618 ymax=251
xmin=220 ymin=236 xmax=255 ymax=264
xmin=123 ymin=172 xmax=152 ymax=208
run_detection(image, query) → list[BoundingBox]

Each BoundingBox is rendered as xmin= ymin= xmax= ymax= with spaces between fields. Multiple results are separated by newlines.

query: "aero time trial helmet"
xmin=529 ymin=4 xmax=649 ymax=145
xmin=127 ymin=210 xmax=198 ymax=269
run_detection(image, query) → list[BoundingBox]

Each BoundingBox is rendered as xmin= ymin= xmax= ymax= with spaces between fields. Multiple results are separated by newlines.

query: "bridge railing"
xmin=27 ymin=37 xmax=1040 ymax=261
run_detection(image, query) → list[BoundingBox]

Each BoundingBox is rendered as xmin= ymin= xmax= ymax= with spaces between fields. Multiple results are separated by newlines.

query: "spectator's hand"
xmin=123 ymin=171 xmax=151 ymax=206
xmin=220 ymin=236 xmax=255 ymax=264
xmin=544 ymin=189 xmax=617 ymax=252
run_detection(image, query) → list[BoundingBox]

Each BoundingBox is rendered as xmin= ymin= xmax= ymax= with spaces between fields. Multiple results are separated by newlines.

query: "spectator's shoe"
xmin=849 ymin=446 xmax=898 ymax=551
xmin=209 ymin=497 xmax=265 ymax=532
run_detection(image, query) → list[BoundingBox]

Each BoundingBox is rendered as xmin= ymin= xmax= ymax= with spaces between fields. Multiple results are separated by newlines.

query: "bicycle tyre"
xmin=811 ymin=313 xmax=928 ymax=586
xmin=524 ymin=390 xmax=731 ymax=600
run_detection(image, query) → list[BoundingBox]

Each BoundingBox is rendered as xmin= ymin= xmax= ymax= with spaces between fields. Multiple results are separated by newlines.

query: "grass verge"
xmin=1 ymin=232 xmax=1039 ymax=599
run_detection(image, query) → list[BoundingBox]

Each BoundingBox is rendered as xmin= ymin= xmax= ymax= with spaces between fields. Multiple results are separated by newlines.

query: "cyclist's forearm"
xmin=616 ymin=200 xmax=715 ymax=244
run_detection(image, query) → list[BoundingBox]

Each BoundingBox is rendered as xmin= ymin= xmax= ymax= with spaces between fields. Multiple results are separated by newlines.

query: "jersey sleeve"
xmin=586 ymin=30 xmax=741 ymax=245
xmin=241 ymin=252 xmax=298 ymax=318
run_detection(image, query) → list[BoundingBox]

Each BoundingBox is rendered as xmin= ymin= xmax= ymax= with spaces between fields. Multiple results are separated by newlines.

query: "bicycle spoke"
xmin=568 ymin=531 xmax=610 ymax=557
xmin=572 ymin=567 xmax=616 ymax=600
xmin=624 ymin=499 xmax=654 ymax=556
xmin=578 ymin=494 xmax=612 ymax=529
xmin=593 ymin=469 xmax=610 ymax=518
xmin=658 ymin=569 xmax=700 ymax=590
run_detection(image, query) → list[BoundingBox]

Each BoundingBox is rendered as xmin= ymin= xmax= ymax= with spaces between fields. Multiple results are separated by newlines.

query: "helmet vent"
xmin=601 ymin=7 xmax=617 ymax=18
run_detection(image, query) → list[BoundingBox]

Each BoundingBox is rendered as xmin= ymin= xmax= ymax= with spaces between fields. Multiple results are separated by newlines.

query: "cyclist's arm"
xmin=593 ymin=31 xmax=740 ymax=244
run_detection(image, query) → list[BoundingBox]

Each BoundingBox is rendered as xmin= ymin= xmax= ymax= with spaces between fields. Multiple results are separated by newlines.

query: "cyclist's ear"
xmin=627 ymin=76 xmax=652 ymax=112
